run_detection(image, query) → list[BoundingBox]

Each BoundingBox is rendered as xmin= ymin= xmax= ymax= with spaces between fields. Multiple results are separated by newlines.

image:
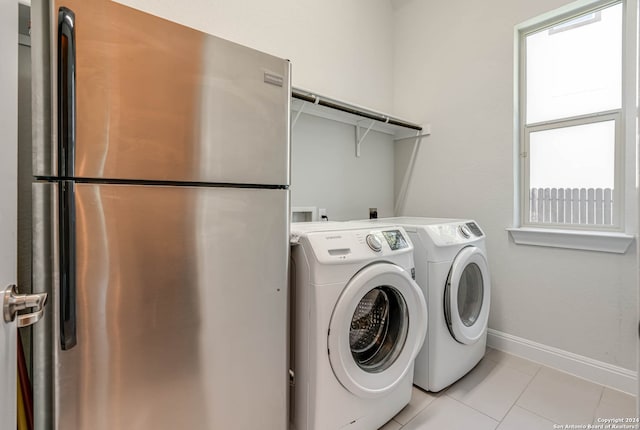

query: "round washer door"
xmin=328 ymin=263 xmax=427 ymax=399
xmin=444 ymin=246 xmax=491 ymax=345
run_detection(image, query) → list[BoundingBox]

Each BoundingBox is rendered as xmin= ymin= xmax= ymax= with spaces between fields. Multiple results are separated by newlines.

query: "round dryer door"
xmin=328 ymin=263 xmax=427 ymax=399
xmin=444 ymin=246 xmax=491 ymax=345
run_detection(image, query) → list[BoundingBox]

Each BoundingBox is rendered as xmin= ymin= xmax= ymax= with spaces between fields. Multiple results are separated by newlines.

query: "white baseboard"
xmin=487 ymin=329 xmax=637 ymax=395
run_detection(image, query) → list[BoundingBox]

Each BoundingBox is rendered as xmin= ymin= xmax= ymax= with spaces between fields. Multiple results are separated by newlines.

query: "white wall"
xmin=393 ymin=0 xmax=637 ymax=370
xmin=114 ymin=0 xmax=395 ymax=113
xmin=291 ymin=113 xmax=395 ymax=221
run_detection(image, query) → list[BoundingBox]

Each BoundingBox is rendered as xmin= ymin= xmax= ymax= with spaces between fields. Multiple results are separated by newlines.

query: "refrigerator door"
xmin=43 ymin=0 xmax=290 ymax=185
xmin=35 ymin=182 xmax=289 ymax=430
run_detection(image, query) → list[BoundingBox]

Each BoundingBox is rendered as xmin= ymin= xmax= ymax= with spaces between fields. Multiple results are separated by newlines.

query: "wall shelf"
xmin=291 ymin=87 xmax=429 ymax=143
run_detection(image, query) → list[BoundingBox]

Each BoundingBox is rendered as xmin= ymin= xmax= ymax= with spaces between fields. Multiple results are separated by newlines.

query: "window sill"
xmin=506 ymin=227 xmax=635 ymax=254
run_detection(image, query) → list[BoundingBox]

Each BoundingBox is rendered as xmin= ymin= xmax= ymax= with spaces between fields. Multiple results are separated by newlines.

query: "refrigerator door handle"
xmin=3 ymin=285 xmax=48 ymax=328
xmin=58 ymin=7 xmax=76 ymax=177
xmin=59 ymin=181 xmax=77 ymax=349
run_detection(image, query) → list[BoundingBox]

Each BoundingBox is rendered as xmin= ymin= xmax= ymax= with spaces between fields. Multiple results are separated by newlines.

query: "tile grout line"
xmin=485 ymin=352 xmax=542 ymax=379
xmin=441 ymin=391 xmax=501 ymax=424
xmin=391 ymin=392 xmax=437 ymax=428
xmin=514 ymin=366 xmax=608 ymax=426
xmin=481 ymin=354 xmax=538 ymax=427
xmin=494 ymin=361 xmax=545 ymax=427
xmin=448 ymin=395 xmax=502 ymax=428
xmin=443 ymin=356 xmax=541 ymax=424
xmin=395 ymin=390 xmax=445 ymax=429
xmin=515 ymin=404 xmax=563 ymax=426
xmin=440 ymin=358 xmax=497 ymax=421
xmin=513 ymin=365 xmax=598 ymax=427
xmin=590 ymin=385 xmax=606 ymax=425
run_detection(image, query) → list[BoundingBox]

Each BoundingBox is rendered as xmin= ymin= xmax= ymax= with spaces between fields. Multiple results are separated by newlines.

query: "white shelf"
xmin=291 ymin=88 xmax=428 ymax=141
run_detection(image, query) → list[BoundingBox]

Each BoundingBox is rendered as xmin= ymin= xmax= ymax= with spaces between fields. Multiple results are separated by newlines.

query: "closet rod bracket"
xmin=291 ymin=101 xmax=307 ymax=128
xmin=355 ymin=120 xmax=377 ymax=157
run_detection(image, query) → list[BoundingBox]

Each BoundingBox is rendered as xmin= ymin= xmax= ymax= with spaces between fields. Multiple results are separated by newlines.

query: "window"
xmin=519 ymin=1 xmax=623 ymax=230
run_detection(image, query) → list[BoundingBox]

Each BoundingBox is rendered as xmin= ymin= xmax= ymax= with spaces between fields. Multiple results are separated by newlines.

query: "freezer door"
xmin=44 ymin=1 xmax=290 ymax=185
xmin=35 ymin=182 xmax=289 ymax=430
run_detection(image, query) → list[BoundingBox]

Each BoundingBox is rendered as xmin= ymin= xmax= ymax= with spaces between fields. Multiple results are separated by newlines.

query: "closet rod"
xmin=291 ymin=89 xmax=422 ymax=132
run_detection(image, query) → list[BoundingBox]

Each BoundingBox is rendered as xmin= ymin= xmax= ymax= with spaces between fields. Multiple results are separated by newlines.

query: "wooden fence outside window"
xmin=529 ymin=188 xmax=613 ymax=225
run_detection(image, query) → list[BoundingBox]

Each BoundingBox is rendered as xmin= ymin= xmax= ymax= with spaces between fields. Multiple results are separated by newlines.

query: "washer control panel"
xmin=303 ymin=226 xmax=413 ymax=264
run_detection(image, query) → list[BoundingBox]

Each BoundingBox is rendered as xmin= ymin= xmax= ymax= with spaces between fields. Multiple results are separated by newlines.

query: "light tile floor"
xmin=379 ymin=348 xmax=638 ymax=430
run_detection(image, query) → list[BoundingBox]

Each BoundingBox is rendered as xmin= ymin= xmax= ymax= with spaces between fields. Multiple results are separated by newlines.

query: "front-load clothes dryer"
xmin=289 ymin=222 xmax=428 ymax=430
xmin=349 ymin=217 xmax=491 ymax=392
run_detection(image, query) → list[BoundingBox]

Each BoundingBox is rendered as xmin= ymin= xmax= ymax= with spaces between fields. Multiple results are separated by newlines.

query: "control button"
xmin=459 ymin=225 xmax=471 ymax=239
xmin=366 ymin=234 xmax=383 ymax=252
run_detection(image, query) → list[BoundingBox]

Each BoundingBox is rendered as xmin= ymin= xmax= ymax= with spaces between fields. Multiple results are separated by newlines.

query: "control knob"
xmin=459 ymin=225 xmax=471 ymax=239
xmin=366 ymin=234 xmax=383 ymax=252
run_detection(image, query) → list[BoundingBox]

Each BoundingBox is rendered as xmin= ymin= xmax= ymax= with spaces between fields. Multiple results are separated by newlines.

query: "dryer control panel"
xmin=423 ymin=220 xmax=485 ymax=247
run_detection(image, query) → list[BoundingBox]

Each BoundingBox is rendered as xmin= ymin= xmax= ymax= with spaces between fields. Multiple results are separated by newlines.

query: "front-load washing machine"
xmin=350 ymin=217 xmax=491 ymax=392
xmin=289 ymin=222 xmax=428 ymax=430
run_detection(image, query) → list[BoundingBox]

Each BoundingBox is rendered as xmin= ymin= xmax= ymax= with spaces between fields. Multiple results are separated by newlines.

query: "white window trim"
xmin=510 ymin=0 xmax=638 ymax=253
xmin=507 ymin=227 xmax=634 ymax=253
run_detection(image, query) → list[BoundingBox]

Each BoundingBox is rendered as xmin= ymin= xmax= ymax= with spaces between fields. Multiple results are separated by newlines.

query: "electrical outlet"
xmin=319 ymin=208 xmax=328 ymax=221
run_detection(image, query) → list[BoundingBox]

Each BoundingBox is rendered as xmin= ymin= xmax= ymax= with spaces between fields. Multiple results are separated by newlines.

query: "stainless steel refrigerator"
xmin=30 ymin=1 xmax=290 ymax=429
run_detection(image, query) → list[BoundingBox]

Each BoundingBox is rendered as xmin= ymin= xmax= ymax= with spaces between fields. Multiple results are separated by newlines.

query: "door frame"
xmin=0 ymin=0 xmax=19 ymax=428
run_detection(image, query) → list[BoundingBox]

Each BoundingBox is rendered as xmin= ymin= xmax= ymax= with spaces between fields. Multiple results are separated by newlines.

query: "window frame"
xmin=522 ymin=111 xmax=624 ymax=230
xmin=517 ymin=0 xmax=626 ymax=233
